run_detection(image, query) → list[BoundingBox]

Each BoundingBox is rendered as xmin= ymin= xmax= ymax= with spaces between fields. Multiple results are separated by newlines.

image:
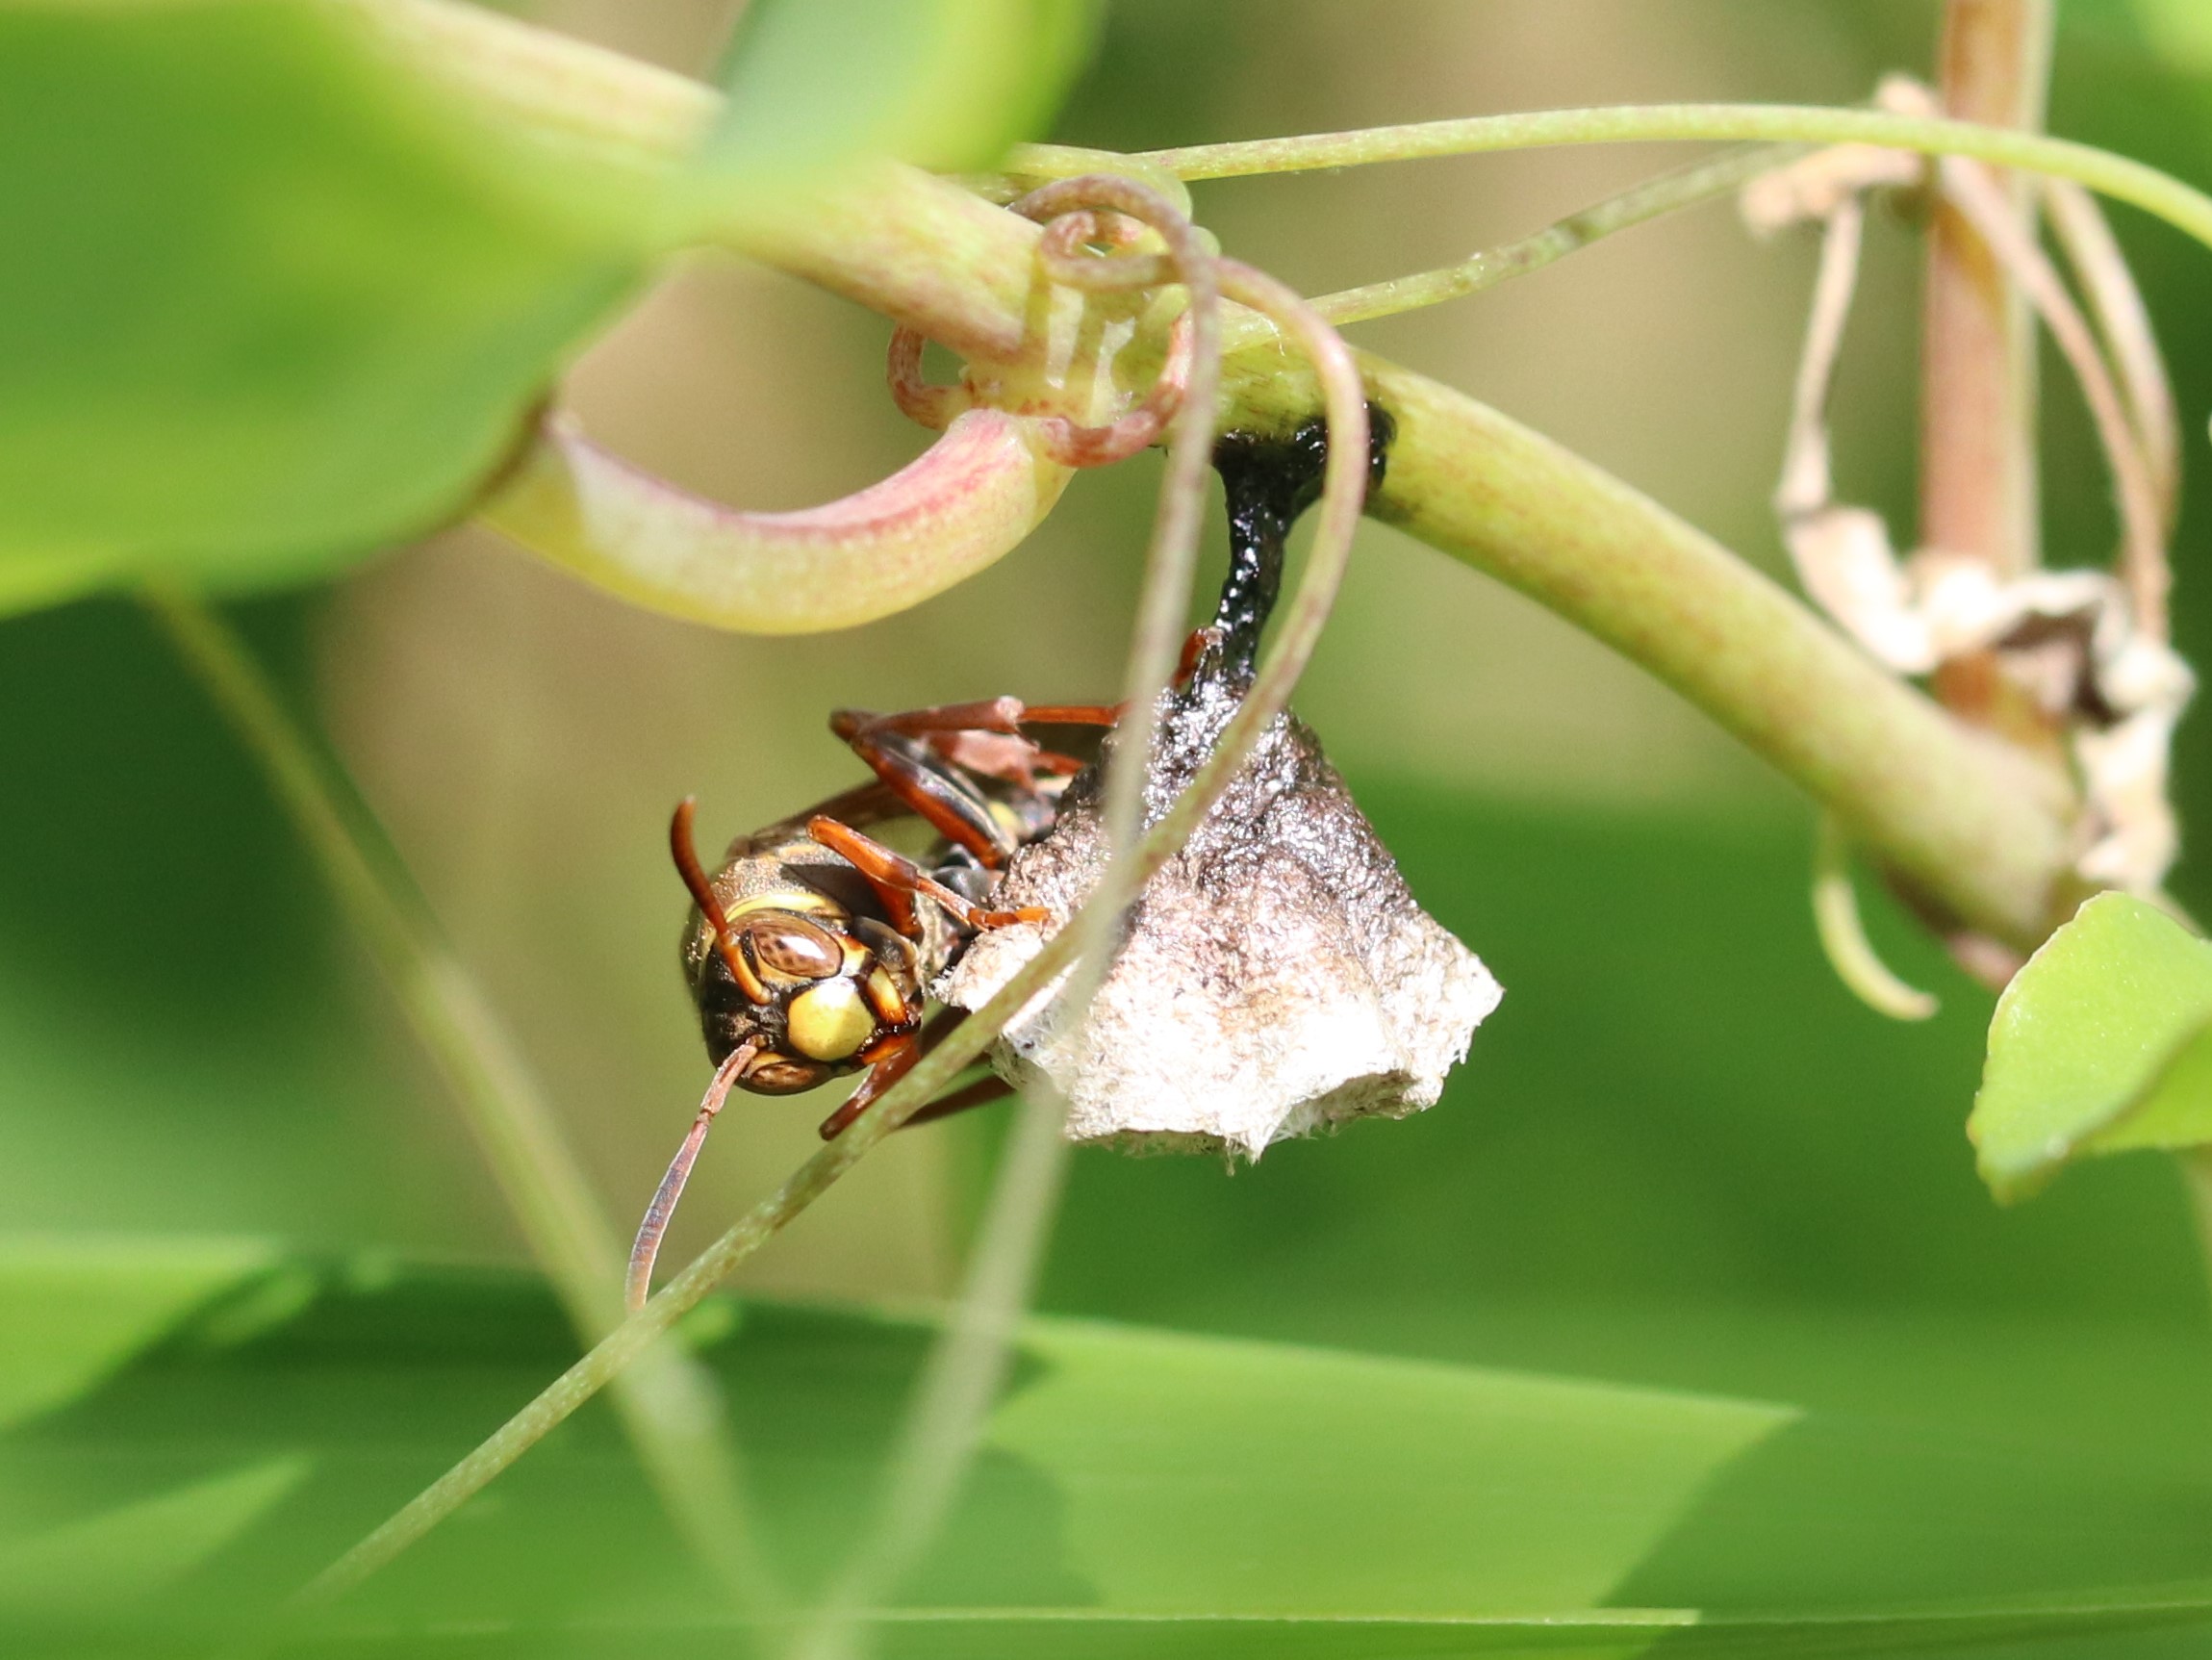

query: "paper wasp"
xmin=625 ymin=406 xmax=1394 ymax=1305
xmin=627 ymin=698 xmax=1114 ymax=1306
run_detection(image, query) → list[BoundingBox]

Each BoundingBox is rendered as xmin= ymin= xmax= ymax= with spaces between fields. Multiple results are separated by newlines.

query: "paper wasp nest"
xmin=943 ymin=669 xmax=1501 ymax=1159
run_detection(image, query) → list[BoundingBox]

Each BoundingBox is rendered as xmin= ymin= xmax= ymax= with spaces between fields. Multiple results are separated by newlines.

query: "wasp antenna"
xmin=626 ymin=1043 xmax=752 ymax=1311
xmin=671 ymin=797 xmax=767 ymax=1004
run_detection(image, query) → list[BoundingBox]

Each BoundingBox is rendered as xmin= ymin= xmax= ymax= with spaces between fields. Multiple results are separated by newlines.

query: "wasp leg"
xmin=819 ymin=1012 xmax=1018 ymax=1139
xmin=831 ymin=703 xmax=1114 ymax=831
xmin=1175 ymin=626 xmax=1223 ymax=686
xmin=1009 ymin=703 xmax=1120 ymax=728
xmin=904 ymin=1072 xmax=1016 ymax=1128
xmin=817 ymin=1034 xmax=921 ymax=1139
xmin=832 ymin=723 xmax=1022 ymax=865
xmin=807 ymin=816 xmax=1048 ymax=932
xmin=836 ymin=699 xmax=1119 ymax=742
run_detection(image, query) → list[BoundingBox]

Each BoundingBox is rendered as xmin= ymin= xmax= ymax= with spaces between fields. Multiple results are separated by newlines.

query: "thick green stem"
xmin=140 ymin=583 xmax=778 ymax=1615
xmin=351 ymin=2 xmax=2101 ymax=942
xmin=733 ymin=171 xmax=2088 ymax=940
xmin=1300 ymin=355 xmax=2076 ymax=949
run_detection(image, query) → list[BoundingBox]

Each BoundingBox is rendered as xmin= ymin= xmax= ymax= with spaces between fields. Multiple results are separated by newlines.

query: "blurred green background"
xmin=11 ymin=3 xmax=2212 ymax=1646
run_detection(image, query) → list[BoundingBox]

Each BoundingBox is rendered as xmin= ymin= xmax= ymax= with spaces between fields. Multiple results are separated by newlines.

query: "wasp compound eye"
xmin=746 ymin=913 xmax=845 ymax=981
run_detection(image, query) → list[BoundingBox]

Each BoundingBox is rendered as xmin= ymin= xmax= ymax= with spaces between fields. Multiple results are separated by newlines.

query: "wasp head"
xmin=686 ymin=899 xmax=924 ymax=1095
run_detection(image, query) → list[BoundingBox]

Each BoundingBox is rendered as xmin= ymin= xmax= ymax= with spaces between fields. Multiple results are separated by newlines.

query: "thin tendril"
xmin=1115 ymin=106 xmax=2212 ymax=259
xmin=1307 ymin=143 xmax=1793 ymax=329
xmin=1938 ymin=155 xmax=2169 ymax=640
xmin=785 ymin=174 xmax=1233 ymax=1660
xmin=1813 ymin=811 xmax=1939 ymax=1022
xmin=142 ymin=582 xmax=782 ymax=1627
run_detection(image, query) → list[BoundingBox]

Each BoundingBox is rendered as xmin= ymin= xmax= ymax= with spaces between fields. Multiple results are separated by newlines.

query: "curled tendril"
xmin=884 ymin=325 xmax=965 ymax=430
xmin=885 ymin=175 xmax=1219 ymax=471
xmin=1033 ymin=208 xmax=1176 ymax=292
xmin=1011 ymin=175 xmax=1215 ymax=469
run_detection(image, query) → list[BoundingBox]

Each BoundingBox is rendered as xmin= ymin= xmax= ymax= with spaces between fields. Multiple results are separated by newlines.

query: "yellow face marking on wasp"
xmin=786 ymin=979 xmax=877 ymax=1062
xmin=726 ymin=889 xmax=844 ymax=924
xmin=861 ymin=965 xmax=909 ymax=1027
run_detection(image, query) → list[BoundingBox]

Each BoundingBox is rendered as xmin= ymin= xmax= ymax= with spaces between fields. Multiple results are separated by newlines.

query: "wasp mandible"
xmin=627 ymin=697 xmax=1115 ymax=1307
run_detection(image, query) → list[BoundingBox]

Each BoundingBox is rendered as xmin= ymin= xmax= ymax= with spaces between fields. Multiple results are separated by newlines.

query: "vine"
xmin=256 ymin=0 xmax=2212 ymax=1639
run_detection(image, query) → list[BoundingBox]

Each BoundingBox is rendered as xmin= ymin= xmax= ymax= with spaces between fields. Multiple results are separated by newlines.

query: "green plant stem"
xmin=1259 ymin=351 xmax=2077 ymax=947
xmin=140 ymin=582 xmax=778 ymax=1615
xmin=771 ymin=177 xmax=1232 ymax=1659
xmin=1054 ymin=177 xmax=1225 ymax=980
xmin=374 ymin=3 xmax=2212 ymax=339
xmin=292 ymin=892 xmax=1106 ymax=1614
xmin=790 ymin=1085 xmax=1073 ymax=1660
xmin=357 ymin=0 xmax=2098 ymax=944
xmin=1121 ymin=104 xmax=2212 ymax=245
xmin=1307 ymin=144 xmax=1794 ymax=328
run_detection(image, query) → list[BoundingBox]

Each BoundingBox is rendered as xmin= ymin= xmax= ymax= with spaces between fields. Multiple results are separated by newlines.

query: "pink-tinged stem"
xmin=1920 ymin=0 xmax=2050 ymax=582
xmin=478 ymin=407 xmax=1072 ymax=633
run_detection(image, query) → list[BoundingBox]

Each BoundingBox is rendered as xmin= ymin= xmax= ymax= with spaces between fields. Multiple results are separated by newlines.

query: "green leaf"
xmin=0 ymin=0 xmax=656 ymax=607
xmin=0 ymin=1237 xmax=282 ymax=1432
xmin=7 ymin=1241 xmax=2212 ymax=1656
xmin=0 ymin=0 xmax=1101 ymax=615
xmin=1969 ymin=892 xmax=2212 ymax=1201
xmin=699 ymin=0 xmax=1100 ymax=200
xmin=2116 ymin=0 xmax=2212 ymax=76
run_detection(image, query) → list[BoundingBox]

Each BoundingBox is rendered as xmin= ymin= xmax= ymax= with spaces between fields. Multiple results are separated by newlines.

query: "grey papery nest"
xmin=943 ymin=668 xmax=1501 ymax=1159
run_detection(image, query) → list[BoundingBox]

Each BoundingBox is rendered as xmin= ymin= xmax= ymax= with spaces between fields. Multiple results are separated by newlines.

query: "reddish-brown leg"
xmin=836 ymin=699 xmax=1114 ymax=738
xmin=1174 ymin=627 xmax=1222 ymax=687
xmin=837 ymin=702 xmax=1121 ymax=785
xmin=1014 ymin=703 xmax=1120 ymax=727
xmin=807 ymin=817 xmax=1047 ymax=931
xmin=833 ymin=727 xmax=1017 ymax=864
xmin=903 ymin=1073 xmax=1017 ymax=1128
xmin=834 ymin=700 xmax=1027 ymax=742
xmin=819 ymin=1007 xmax=1017 ymax=1138
xmin=817 ymin=1034 xmax=920 ymax=1139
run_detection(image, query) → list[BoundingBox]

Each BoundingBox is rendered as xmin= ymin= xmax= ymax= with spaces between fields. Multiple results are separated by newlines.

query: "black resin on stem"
xmin=1208 ymin=403 xmax=1395 ymax=677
